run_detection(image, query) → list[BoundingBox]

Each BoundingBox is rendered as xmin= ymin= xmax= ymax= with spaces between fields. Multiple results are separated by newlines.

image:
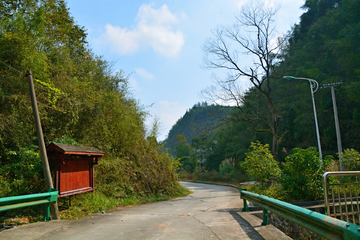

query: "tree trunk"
xmin=268 ymin=96 xmax=278 ymax=161
xmin=272 ymin=113 xmax=278 ymax=161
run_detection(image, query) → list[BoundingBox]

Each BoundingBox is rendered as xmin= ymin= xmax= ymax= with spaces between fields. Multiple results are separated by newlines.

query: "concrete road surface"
xmin=0 ymin=182 xmax=291 ymax=240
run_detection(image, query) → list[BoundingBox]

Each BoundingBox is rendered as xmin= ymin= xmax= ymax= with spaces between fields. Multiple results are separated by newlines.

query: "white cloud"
xmin=263 ymin=0 xmax=277 ymax=9
xmin=103 ymin=24 xmax=140 ymax=54
xmin=137 ymin=3 xmax=179 ymax=26
xmin=269 ymin=33 xmax=285 ymax=52
xmin=232 ymin=0 xmax=279 ymax=12
xmin=100 ymin=3 xmax=185 ymax=57
xmin=233 ymin=0 xmax=248 ymax=10
xmin=135 ymin=68 xmax=154 ymax=79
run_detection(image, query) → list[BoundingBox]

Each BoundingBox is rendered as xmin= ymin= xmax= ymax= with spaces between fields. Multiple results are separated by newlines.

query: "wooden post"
xmin=26 ymin=71 xmax=60 ymax=220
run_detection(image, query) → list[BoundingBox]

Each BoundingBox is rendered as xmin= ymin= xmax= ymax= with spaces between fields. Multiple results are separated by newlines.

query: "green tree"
xmin=192 ymin=132 xmax=212 ymax=169
xmin=340 ymin=148 xmax=360 ymax=171
xmin=276 ymin=0 xmax=360 ymax=158
xmin=243 ymin=141 xmax=280 ymax=189
xmin=0 ymin=0 xmax=182 ymax=200
xmin=175 ymin=134 xmax=197 ymax=172
xmin=164 ymin=102 xmax=230 ymax=151
xmin=280 ymin=147 xmax=328 ymax=201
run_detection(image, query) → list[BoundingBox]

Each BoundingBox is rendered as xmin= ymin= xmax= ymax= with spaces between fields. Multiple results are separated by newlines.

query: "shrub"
xmin=51 ymin=135 xmax=81 ymax=145
xmin=242 ymin=141 xmax=280 ymax=189
xmin=95 ymin=140 xmax=182 ymax=198
xmin=340 ymin=148 xmax=360 ymax=171
xmin=0 ymin=176 xmax=12 ymax=196
xmin=0 ymin=147 xmax=46 ymax=197
xmin=280 ymin=147 xmax=329 ymax=201
xmin=219 ymin=158 xmax=236 ymax=175
xmin=178 ymin=170 xmax=194 ymax=181
xmin=219 ymin=164 xmax=235 ymax=175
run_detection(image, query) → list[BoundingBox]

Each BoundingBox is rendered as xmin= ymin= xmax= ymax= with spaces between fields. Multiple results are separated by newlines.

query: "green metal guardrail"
xmin=240 ymin=189 xmax=360 ymax=240
xmin=0 ymin=188 xmax=59 ymax=221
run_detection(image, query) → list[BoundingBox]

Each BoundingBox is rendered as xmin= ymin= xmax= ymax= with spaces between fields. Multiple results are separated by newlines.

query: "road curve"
xmin=0 ymin=182 xmax=291 ymax=240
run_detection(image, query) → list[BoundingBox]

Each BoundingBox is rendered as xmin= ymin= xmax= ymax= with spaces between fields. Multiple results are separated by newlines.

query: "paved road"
xmin=0 ymin=182 xmax=291 ymax=240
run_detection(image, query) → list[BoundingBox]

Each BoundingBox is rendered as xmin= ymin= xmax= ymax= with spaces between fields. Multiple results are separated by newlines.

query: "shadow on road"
xmin=229 ymin=211 xmax=265 ymax=240
xmin=210 ymin=208 xmax=243 ymax=212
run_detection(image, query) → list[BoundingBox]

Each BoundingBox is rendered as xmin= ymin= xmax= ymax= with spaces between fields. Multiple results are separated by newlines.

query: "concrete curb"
xmin=182 ymin=181 xmax=325 ymax=211
xmin=181 ymin=180 xmax=240 ymax=189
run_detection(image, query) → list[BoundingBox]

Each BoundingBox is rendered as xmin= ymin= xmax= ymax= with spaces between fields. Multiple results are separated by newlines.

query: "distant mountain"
xmin=163 ymin=102 xmax=232 ymax=151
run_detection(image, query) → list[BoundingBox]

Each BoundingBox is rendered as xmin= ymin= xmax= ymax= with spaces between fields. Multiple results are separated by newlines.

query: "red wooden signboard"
xmin=47 ymin=143 xmax=104 ymax=197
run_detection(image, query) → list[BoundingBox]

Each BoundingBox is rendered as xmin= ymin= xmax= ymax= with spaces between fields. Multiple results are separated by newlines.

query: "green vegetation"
xmin=2 ymin=0 xmax=360 ymax=223
xmin=200 ymin=0 xmax=360 ymax=165
xmin=340 ymin=148 xmax=360 ymax=171
xmin=223 ymin=0 xmax=360 ymax=163
xmin=0 ymin=0 xmax=187 ymax=220
xmin=243 ymin=142 xmax=280 ymax=190
xmin=171 ymin=0 xmax=360 ymax=202
xmin=280 ymin=147 xmax=331 ymax=201
xmin=164 ymin=102 xmax=231 ymax=150
xmin=174 ymin=134 xmax=197 ymax=173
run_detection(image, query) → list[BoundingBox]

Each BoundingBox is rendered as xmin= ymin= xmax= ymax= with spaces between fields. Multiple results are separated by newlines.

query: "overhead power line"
xmin=0 ymin=60 xmax=24 ymax=75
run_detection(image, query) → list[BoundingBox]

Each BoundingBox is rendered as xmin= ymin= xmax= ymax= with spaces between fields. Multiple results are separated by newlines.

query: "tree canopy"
xmin=195 ymin=0 xmax=360 ymax=169
xmin=0 ymin=0 xmax=181 ymax=198
xmin=163 ymin=102 xmax=231 ymax=151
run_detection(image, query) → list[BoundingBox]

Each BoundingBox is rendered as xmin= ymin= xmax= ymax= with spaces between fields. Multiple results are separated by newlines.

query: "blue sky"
xmin=66 ymin=0 xmax=305 ymax=141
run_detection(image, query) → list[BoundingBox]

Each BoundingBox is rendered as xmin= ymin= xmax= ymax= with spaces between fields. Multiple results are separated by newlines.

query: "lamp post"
xmin=284 ymin=76 xmax=323 ymax=162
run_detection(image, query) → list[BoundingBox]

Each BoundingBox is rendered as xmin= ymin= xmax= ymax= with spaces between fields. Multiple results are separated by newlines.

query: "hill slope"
xmin=163 ymin=102 xmax=232 ymax=151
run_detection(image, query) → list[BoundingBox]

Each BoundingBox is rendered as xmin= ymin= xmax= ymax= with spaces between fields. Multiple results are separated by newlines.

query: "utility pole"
xmin=322 ymin=82 xmax=343 ymax=171
xmin=26 ymin=71 xmax=60 ymax=220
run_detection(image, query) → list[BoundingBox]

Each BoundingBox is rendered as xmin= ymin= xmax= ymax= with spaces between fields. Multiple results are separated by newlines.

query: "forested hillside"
xmin=163 ymin=102 xmax=232 ymax=151
xmin=0 ymin=0 xmax=182 ymax=201
xmin=273 ymin=0 xmax=360 ymax=159
xmin=175 ymin=0 xmax=360 ymax=172
xmin=276 ymin=0 xmax=360 ymax=156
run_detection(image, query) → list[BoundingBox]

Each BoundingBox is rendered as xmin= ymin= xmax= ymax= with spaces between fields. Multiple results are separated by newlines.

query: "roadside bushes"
xmin=95 ymin=139 xmax=182 ymax=198
xmin=243 ymin=141 xmax=280 ymax=190
xmin=280 ymin=147 xmax=331 ymax=201
xmin=192 ymin=168 xmax=248 ymax=185
xmin=219 ymin=158 xmax=236 ymax=175
xmin=0 ymin=146 xmax=46 ymax=197
xmin=279 ymin=147 xmax=360 ymax=201
xmin=340 ymin=148 xmax=360 ymax=171
xmin=243 ymin=142 xmax=337 ymax=201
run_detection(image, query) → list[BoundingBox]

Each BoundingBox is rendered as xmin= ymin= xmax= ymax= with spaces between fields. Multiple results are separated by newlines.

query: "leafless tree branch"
xmin=202 ymin=1 xmax=289 ymax=160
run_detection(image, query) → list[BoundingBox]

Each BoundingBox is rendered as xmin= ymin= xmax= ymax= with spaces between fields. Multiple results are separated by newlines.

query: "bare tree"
xmin=202 ymin=2 xmax=288 ymax=160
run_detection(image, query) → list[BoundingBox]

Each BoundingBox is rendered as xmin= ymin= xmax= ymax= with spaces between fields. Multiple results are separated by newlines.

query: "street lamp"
xmin=284 ymin=76 xmax=323 ymax=162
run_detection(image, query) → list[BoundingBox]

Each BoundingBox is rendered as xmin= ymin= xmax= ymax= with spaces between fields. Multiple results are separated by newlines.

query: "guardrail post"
xmin=242 ymin=199 xmax=249 ymax=212
xmin=44 ymin=203 xmax=51 ymax=221
xmin=262 ymin=208 xmax=269 ymax=225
